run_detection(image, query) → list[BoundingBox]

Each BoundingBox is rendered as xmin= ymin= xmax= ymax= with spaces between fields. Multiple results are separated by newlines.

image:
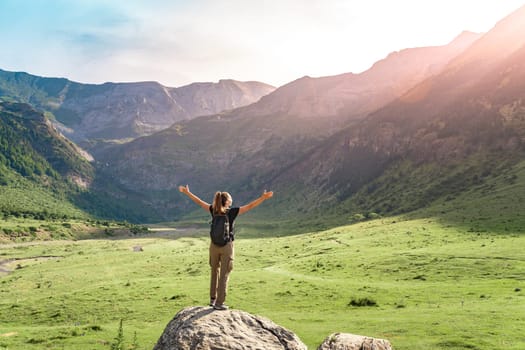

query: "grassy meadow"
xmin=1 ymin=211 xmax=524 ymax=350
xmin=1 ymin=161 xmax=525 ymax=349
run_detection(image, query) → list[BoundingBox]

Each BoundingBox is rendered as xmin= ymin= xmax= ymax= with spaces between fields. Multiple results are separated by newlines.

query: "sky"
xmin=1 ymin=0 xmax=524 ymax=88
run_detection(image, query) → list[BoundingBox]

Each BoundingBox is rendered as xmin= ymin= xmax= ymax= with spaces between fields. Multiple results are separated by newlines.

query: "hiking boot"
xmin=213 ymin=304 xmax=229 ymax=310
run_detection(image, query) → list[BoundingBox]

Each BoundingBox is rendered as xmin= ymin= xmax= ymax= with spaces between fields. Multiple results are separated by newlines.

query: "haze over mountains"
xmin=280 ymin=4 xmax=525 ymax=215
xmin=1 ymin=4 xmax=525 ymax=224
xmin=242 ymin=31 xmax=481 ymax=127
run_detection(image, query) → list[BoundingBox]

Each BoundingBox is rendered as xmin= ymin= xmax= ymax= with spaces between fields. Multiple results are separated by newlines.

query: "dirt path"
xmin=0 ymin=226 xmax=204 ymax=276
xmin=0 ymin=259 xmax=11 ymax=275
xmin=0 ymin=226 xmax=205 ymax=247
xmin=0 ymin=239 xmax=71 ymax=249
xmin=0 ymin=256 xmax=63 ymax=276
xmin=138 ymin=226 xmax=207 ymax=241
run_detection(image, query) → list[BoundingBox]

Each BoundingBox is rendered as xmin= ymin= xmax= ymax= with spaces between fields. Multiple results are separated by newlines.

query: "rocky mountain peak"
xmin=447 ymin=30 xmax=481 ymax=47
xmin=236 ymin=31 xmax=481 ymax=126
xmin=447 ymin=4 xmax=525 ymax=70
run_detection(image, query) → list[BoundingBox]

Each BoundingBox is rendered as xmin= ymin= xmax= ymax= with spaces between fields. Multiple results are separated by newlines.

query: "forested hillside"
xmin=0 ymin=102 xmax=92 ymax=219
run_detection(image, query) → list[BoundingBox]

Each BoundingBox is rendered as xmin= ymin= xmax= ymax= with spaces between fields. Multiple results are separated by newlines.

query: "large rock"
xmin=317 ymin=333 xmax=393 ymax=350
xmin=154 ymin=306 xmax=307 ymax=350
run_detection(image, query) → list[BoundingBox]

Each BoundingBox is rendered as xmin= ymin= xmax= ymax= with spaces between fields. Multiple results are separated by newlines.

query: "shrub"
xmin=129 ymin=225 xmax=149 ymax=235
xmin=110 ymin=319 xmax=124 ymax=350
xmin=348 ymin=297 xmax=378 ymax=307
xmin=367 ymin=212 xmax=381 ymax=219
xmin=130 ymin=331 xmax=139 ymax=350
xmin=350 ymin=213 xmax=366 ymax=222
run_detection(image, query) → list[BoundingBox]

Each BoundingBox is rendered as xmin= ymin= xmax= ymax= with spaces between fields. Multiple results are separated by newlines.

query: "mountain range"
xmin=89 ymin=30 xmax=482 ymax=218
xmin=1 ymin=4 xmax=525 ymax=225
xmin=0 ymin=70 xmax=274 ymax=146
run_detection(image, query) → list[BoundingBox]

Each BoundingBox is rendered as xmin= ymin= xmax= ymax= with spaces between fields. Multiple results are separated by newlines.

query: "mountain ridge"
xmin=89 ymin=29 xmax=485 ymax=220
xmin=268 ymin=5 xmax=525 ymax=219
xmin=0 ymin=68 xmax=275 ymax=145
xmin=238 ymin=30 xmax=482 ymax=125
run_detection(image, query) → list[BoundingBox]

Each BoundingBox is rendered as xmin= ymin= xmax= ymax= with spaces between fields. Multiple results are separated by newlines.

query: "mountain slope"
xmin=91 ymin=32 xmax=482 ymax=220
xmin=232 ymin=31 xmax=481 ymax=132
xmin=103 ymin=5 xmax=525 ymax=224
xmin=269 ymin=5 xmax=525 ymax=220
xmin=0 ymin=102 xmax=93 ymax=183
xmin=0 ymin=102 xmax=93 ymax=218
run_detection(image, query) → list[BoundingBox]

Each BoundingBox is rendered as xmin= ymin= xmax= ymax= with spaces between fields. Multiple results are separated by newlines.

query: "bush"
xmin=129 ymin=225 xmax=149 ymax=235
xmin=367 ymin=212 xmax=381 ymax=219
xmin=110 ymin=319 xmax=124 ymax=350
xmin=350 ymin=213 xmax=366 ymax=222
xmin=348 ymin=297 xmax=378 ymax=307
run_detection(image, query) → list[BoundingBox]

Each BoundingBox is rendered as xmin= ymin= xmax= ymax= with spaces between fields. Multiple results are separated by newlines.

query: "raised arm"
xmin=179 ymin=185 xmax=210 ymax=211
xmin=239 ymin=190 xmax=274 ymax=215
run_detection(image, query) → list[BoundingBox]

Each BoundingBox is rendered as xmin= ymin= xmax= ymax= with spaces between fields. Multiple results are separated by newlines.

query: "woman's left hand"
xmin=262 ymin=190 xmax=274 ymax=199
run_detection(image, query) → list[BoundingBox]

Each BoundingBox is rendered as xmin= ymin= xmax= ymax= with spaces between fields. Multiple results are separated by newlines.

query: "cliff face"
xmin=59 ymin=80 xmax=275 ymax=141
xmin=173 ymin=79 xmax=276 ymax=118
xmin=57 ymin=81 xmax=187 ymax=140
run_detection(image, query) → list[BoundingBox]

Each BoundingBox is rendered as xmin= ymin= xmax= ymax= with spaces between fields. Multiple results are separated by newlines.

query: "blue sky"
xmin=1 ymin=0 xmax=524 ymax=87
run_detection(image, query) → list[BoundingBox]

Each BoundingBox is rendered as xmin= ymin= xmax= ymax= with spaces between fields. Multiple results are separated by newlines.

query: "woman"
xmin=178 ymin=185 xmax=274 ymax=310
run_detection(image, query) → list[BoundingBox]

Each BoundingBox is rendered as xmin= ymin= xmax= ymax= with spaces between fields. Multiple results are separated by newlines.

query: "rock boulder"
xmin=317 ymin=333 xmax=392 ymax=350
xmin=153 ymin=306 xmax=307 ymax=350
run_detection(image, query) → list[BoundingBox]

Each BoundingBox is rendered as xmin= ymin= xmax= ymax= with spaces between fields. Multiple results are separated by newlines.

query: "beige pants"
xmin=209 ymin=241 xmax=234 ymax=305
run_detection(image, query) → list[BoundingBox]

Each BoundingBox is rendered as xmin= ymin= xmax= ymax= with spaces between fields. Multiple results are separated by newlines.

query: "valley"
xmin=1 ymin=4 xmax=525 ymax=350
xmin=0 ymin=202 xmax=523 ymax=349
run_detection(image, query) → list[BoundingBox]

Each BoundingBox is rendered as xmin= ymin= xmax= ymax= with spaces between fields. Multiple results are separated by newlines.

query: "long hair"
xmin=212 ymin=191 xmax=232 ymax=215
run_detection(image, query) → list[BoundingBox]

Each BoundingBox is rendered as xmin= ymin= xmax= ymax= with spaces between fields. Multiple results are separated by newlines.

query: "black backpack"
xmin=210 ymin=211 xmax=231 ymax=246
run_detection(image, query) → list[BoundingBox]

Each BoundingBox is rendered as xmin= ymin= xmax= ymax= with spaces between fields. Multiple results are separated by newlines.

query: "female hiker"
xmin=178 ymin=185 xmax=274 ymax=310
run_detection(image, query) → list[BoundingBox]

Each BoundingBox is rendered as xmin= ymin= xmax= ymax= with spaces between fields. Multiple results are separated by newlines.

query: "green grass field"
xmin=1 ymin=161 xmax=525 ymax=349
xmin=1 ymin=212 xmax=524 ymax=349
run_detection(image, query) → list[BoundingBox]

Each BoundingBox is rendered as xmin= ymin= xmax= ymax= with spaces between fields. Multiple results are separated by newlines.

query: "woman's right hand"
xmin=179 ymin=185 xmax=189 ymax=194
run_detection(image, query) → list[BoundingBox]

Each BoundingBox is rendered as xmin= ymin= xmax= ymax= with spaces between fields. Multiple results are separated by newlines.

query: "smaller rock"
xmin=132 ymin=246 xmax=143 ymax=252
xmin=317 ymin=333 xmax=393 ymax=350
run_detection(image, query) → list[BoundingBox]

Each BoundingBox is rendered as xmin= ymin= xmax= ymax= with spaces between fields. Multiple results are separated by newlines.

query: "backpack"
xmin=210 ymin=211 xmax=231 ymax=246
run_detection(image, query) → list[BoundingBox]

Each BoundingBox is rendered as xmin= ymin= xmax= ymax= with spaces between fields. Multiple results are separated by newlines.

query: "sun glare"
xmin=1 ymin=0 xmax=524 ymax=86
